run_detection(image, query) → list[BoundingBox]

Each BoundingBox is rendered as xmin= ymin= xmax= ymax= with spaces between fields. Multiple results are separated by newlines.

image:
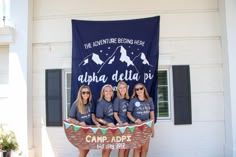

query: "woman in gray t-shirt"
xmin=113 ymin=81 xmax=130 ymax=157
xmin=96 ymin=84 xmax=115 ymax=157
xmin=69 ymin=85 xmax=100 ymax=157
xmin=127 ymin=83 xmax=155 ymax=157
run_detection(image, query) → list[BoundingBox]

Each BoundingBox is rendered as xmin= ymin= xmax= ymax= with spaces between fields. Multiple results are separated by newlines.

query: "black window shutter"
xmin=46 ymin=69 xmax=62 ymax=126
xmin=173 ymin=65 xmax=192 ymax=125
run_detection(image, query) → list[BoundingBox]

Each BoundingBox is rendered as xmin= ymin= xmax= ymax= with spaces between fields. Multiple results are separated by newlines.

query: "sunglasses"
xmin=135 ymin=87 xmax=144 ymax=91
xmin=82 ymin=91 xmax=90 ymax=95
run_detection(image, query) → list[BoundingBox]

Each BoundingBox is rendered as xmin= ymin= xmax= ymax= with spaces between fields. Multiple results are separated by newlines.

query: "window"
xmin=157 ymin=69 xmax=171 ymax=120
xmin=64 ymin=69 xmax=171 ymax=120
xmin=65 ymin=71 xmax=71 ymax=118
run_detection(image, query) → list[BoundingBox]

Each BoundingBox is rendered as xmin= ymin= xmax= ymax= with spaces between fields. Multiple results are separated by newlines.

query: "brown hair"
xmin=73 ymin=85 xmax=92 ymax=114
xmin=131 ymin=83 xmax=150 ymax=100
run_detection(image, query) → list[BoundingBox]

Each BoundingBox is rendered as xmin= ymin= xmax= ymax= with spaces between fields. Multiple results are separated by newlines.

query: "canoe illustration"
xmin=64 ymin=120 xmax=153 ymax=149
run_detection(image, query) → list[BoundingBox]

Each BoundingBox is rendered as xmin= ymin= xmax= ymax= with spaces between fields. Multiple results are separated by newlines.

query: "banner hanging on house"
xmin=71 ymin=16 xmax=160 ymax=113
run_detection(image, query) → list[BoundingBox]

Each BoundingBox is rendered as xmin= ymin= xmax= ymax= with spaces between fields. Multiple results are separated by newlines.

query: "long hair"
xmin=98 ymin=84 xmax=113 ymax=101
xmin=73 ymin=85 xmax=92 ymax=114
xmin=117 ymin=81 xmax=129 ymax=99
xmin=131 ymin=83 xmax=150 ymax=100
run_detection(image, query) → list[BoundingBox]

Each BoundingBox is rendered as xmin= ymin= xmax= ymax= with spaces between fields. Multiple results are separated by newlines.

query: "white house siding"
xmin=219 ymin=0 xmax=236 ymax=156
xmin=32 ymin=0 xmax=224 ymax=157
xmin=0 ymin=46 xmax=9 ymax=124
xmin=0 ymin=46 xmax=8 ymax=84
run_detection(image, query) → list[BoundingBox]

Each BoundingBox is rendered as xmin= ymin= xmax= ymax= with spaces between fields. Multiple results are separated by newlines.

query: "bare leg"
xmin=140 ymin=141 xmax=149 ymax=157
xmin=118 ymin=149 xmax=130 ymax=157
xmin=118 ymin=149 xmax=125 ymax=157
xmin=133 ymin=147 xmax=141 ymax=157
xmin=79 ymin=149 xmax=89 ymax=157
xmin=124 ymin=149 xmax=130 ymax=157
xmin=102 ymin=149 xmax=112 ymax=157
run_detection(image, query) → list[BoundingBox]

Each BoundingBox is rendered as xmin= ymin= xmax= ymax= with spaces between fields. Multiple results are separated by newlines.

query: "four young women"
xmin=69 ymin=82 xmax=154 ymax=157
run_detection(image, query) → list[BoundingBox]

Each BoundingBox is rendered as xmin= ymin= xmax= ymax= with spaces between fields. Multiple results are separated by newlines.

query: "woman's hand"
xmin=134 ymin=119 xmax=142 ymax=125
xmin=122 ymin=122 xmax=129 ymax=126
xmin=68 ymin=118 xmax=79 ymax=125
xmin=95 ymin=122 xmax=101 ymax=127
xmin=79 ymin=121 xmax=86 ymax=127
xmin=107 ymin=123 xmax=115 ymax=127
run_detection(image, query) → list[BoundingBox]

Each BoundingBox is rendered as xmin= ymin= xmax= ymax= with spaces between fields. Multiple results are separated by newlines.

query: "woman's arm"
xmin=96 ymin=118 xmax=108 ymax=125
xmin=114 ymin=112 xmax=123 ymax=125
xmin=150 ymin=111 xmax=155 ymax=137
xmin=91 ymin=113 xmax=100 ymax=127
xmin=69 ymin=118 xmax=86 ymax=127
xmin=113 ymin=98 xmax=122 ymax=125
xmin=127 ymin=112 xmax=142 ymax=124
xmin=68 ymin=118 xmax=80 ymax=125
xmin=150 ymin=111 xmax=155 ymax=121
xmin=96 ymin=118 xmax=115 ymax=127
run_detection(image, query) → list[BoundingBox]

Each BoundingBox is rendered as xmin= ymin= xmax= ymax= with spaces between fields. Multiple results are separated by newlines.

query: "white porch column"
xmin=8 ymin=0 xmax=33 ymax=156
xmin=220 ymin=0 xmax=236 ymax=157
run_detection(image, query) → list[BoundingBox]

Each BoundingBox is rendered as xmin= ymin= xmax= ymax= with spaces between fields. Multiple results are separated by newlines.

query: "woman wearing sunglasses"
xmin=96 ymin=84 xmax=116 ymax=157
xmin=69 ymin=85 xmax=100 ymax=157
xmin=113 ymin=81 xmax=130 ymax=157
xmin=127 ymin=83 xmax=155 ymax=157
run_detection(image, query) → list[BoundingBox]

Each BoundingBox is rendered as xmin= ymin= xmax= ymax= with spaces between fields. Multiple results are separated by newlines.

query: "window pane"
xmin=67 ymin=103 xmax=70 ymax=118
xmin=157 ymin=70 xmax=170 ymax=119
xmin=66 ymin=73 xmax=71 ymax=88
xmin=158 ymin=102 xmax=169 ymax=117
xmin=67 ymin=89 xmax=71 ymax=104
xmin=66 ymin=73 xmax=71 ymax=118
xmin=158 ymin=71 xmax=167 ymax=85
xmin=158 ymin=86 xmax=168 ymax=102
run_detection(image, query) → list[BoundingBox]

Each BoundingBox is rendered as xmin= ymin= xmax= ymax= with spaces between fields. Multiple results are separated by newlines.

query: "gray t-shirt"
xmin=113 ymin=97 xmax=129 ymax=123
xmin=96 ymin=99 xmax=115 ymax=124
xmin=128 ymin=97 xmax=154 ymax=121
xmin=69 ymin=102 xmax=94 ymax=125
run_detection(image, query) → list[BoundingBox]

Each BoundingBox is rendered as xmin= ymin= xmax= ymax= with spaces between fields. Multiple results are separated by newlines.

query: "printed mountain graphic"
xmin=79 ymin=53 xmax=104 ymax=66
xmin=107 ymin=46 xmax=134 ymax=66
xmin=79 ymin=45 xmax=154 ymax=74
xmin=133 ymin=53 xmax=153 ymax=67
xmin=98 ymin=46 xmax=135 ymax=73
xmin=119 ymin=46 xmax=135 ymax=66
xmin=132 ymin=52 xmax=154 ymax=73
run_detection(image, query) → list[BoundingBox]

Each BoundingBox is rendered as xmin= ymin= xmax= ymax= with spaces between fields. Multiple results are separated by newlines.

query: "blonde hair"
xmin=117 ymin=81 xmax=129 ymax=99
xmin=131 ymin=83 xmax=150 ymax=100
xmin=73 ymin=85 xmax=92 ymax=114
xmin=98 ymin=84 xmax=113 ymax=101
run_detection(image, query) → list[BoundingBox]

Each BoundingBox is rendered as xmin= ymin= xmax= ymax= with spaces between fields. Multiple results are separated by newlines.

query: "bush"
xmin=0 ymin=126 xmax=19 ymax=151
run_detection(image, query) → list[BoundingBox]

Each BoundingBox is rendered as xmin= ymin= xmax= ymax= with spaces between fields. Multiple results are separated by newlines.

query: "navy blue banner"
xmin=71 ymin=17 xmax=160 ymax=117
